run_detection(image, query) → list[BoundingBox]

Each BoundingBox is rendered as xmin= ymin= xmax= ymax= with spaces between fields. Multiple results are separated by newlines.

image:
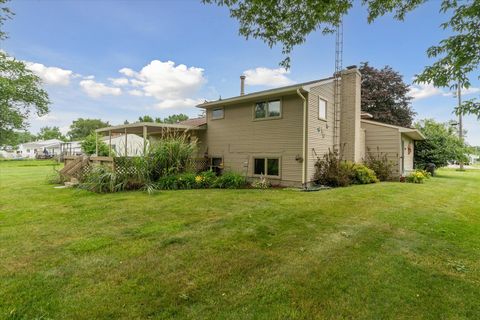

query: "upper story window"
xmin=254 ymin=99 xmax=281 ymax=119
xmin=211 ymin=108 xmax=224 ymax=120
xmin=318 ymin=98 xmax=327 ymax=120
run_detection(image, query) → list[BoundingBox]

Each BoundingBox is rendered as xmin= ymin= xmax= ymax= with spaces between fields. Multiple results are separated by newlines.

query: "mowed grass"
xmin=1 ymin=160 xmax=480 ymax=319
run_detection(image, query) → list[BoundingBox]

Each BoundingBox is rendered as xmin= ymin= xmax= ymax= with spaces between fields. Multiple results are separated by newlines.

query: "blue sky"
xmin=3 ymin=0 xmax=479 ymax=144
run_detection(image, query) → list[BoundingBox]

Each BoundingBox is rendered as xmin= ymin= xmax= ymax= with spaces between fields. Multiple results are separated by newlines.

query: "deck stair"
xmin=59 ymin=157 xmax=89 ymax=179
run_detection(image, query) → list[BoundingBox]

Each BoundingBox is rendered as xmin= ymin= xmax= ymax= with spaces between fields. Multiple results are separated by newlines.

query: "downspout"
xmin=296 ymin=88 xmax=307 ymax=188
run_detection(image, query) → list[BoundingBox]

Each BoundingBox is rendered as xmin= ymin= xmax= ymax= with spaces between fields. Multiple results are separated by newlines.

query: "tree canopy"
xmin=360 ymin=62 xmax=415 ymax=127
xmin=204 ymin=0 xmax=479 ymax=115
xmin=137 ymin=114 xmax=190 ymax=124
xmin=138 ymin=115 xmax=154 ymax=123
xmin=37 ymin=126 xmax=65 ymax=141
xmin=159 ymin=114 xmax=189 ymax=124
xmin=0 ymin=52 xmax=50 ymax=145
xmin=67 ymin=118 xmax=109 ymax=141
xmin=414 ymin=119 xmax=468 ymax=168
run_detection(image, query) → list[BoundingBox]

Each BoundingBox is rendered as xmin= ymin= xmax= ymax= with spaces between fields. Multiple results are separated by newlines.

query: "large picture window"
xmin=254 ymin=99 xmax=281 ymax=119
xmin=318 ymin=98 xmax=327 ymax=120
xmin=254 ymin=158 xmax=280 ymax=177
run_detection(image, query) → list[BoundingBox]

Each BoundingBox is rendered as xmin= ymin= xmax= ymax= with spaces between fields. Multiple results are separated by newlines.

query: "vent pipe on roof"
xmin=240 ymin=75 xmax=246 ymax=95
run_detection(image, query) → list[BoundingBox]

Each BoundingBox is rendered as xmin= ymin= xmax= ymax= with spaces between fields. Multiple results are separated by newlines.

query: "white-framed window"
xmin=253 ymin=158 xmax=280 ymax=177
xmin=254 ymin=99 xmax=281 ymax=119
xmin=318 ymin=98 xmax=327 ymax=120
xmin=212 ymin=108 xmax=224 ymax=120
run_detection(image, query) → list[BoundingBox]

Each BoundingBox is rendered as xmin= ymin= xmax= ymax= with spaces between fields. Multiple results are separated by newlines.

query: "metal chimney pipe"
xmin=240 ymin=75 xmax=246 ymax=95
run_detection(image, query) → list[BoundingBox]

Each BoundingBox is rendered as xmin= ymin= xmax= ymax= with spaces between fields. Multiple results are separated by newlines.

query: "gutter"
xmin=296 ymin=88 xmax=308 ymax=187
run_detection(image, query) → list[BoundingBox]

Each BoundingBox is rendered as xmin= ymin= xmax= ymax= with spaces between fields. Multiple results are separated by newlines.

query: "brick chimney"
xmin=340 ymin=66 xmax=362 ymax=162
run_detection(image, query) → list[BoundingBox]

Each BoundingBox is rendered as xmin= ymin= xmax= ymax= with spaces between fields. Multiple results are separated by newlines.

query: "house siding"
xmin=204 ymin=94 xmax=304 ymax=185
xmin=306 ymin=81 xmax=335 ymax=183
xmin=361 ymin=121 xmax=401 ymax=177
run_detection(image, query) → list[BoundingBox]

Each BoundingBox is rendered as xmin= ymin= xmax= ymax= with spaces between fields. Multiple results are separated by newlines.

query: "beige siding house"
xmin=196 ymin=66 xmax=424 ymax=186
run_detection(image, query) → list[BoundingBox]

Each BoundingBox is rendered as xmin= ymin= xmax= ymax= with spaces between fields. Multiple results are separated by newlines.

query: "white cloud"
xmin=119 ymin=67 xmax=138 ymax=78
xmin=154 ymin=98 xmax=204 ymax=109
xmin=442 ymin=86 xmax=480 ymax=97
xmin=79 ymin=79 xmax=122 ymax=98
xmin=128 ymin=89 xmax=144 ymax=96
xmin=119 ymin=60 xmax=206 ymax=109
xmin=36 ymin=114 xmax=59 ymax=122
xmin=26 ymin=62 xmax=73 ymax=86
xmin=409 ymin=83 xmax=444 ymax=100
xmin=243 ymin=67 xmax=294 ymax=87
xmin=410 ymin=82 xmax=480 ymax=100
xmin=109 ymin=77 xmax=129 ymax=86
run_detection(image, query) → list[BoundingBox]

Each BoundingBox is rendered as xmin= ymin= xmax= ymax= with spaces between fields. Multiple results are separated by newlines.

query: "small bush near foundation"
xmin=364 ymin=147 xmax=395 ymax=181
xmin=215 ymin=172 xmax=246 ymax=189
xmin=351 ymin=163 xmax=379 ymax=184
xmin=405 ymin=169 xmax=431 ymax=184
xmin=314 ymin=150 xmax=353 ymax=187
xmin=251 ymin=174 xmax=270 ymax=189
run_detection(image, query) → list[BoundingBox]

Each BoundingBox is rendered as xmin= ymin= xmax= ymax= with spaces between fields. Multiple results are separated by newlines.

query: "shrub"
xmin=198 ymin=170 xmax=217 ymax=188
xmin=251 ymin=174 xmax=270 ymax=189
xmin=78 ymin=165 xmax=121 ymax=193
xmin=177 ymin=172 xmax=197 ymax=189
xmin=314 ymin=150 xmax=353 ymax=187
xmin=155 ymin=175 xmax=182 ymax=190
xmin=81 ymin=133 xmax=110 ymax=156
xmin=351 ymin=163 xmax=379 ymax=184
xmin=148 ymin=134 xmax=197 ymax=178
xmin=215 ymin=171 xmax=246 ymax=189
xmin=364 ymin=147 xmax=395 ymax=181
xmin=405 ymin=169 xmax=429 ymax=184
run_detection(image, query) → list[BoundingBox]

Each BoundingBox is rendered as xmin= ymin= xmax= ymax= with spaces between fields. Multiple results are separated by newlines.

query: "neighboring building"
xmin=95 ymin=66 xmax=425 ymax=186
xmin=467 ymin=154 xmax=479 ymax=165
xmin=101 ymin=134 xmax=146 ymax=156
xmin=17 ymin=139 xmax=63 ymax=158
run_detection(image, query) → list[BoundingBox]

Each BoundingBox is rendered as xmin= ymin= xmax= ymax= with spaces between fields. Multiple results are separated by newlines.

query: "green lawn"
xmin=1 ymin=160 xmax=480 ymax=319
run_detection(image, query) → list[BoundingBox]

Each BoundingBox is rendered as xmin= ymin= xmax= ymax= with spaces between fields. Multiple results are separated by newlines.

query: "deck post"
xmin=95 ymin=132 xmax=98 ymax=156
xmin=108 ymin=130 xmax=112 ymax=157
xmin=124 ymin=128 xmax=128 ymax=157
xmin=143 ymin=125 xmax=147 ymax=155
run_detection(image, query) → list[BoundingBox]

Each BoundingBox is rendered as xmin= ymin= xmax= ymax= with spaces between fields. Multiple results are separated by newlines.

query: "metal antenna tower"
xmin=333 ymin=19 xmax=343 ymax=152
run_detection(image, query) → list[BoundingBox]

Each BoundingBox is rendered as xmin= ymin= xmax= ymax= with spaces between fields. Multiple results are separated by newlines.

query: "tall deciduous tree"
xmin=37 ymin=126 xmax=65 ymax=141
xmin=204 ymin=0 xmax=479 ymax=115
xmin=360 ymin=62 xmax=416 ymax=127
xmin=0 ymin=52 xmax=50 ymax=144
xmin=67 ymin=118 xmax=109 ymax=140
xmin=414 ymin=119 xmax=467 ymax=168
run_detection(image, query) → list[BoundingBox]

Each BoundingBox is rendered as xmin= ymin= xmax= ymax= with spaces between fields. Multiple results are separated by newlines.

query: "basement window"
xmin=254 ymin=158 xmax=280 ymax=177
xmin=318 ymin=98 xmax=327 ymax=120
xmin=254 ymin=99 xmax=281 ymax=119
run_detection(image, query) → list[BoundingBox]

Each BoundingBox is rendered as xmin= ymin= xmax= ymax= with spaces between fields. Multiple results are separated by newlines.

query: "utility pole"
xmin=457 ymin=82 xmax=464 ymax=171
